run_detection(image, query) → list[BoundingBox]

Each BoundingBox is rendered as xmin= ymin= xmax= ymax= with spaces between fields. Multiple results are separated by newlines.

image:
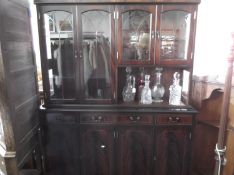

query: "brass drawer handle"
xmin=168 ymin=117 xmax=180 ymax=123
xmin=91 ymin=116 xmax=103 ymax=122
xmin=129 ymin=116 xmax=141 ymax=122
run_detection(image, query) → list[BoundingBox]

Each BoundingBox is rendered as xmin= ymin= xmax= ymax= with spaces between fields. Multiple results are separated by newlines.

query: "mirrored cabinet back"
xmin=35 ymin=0 xmax=200 ymax=175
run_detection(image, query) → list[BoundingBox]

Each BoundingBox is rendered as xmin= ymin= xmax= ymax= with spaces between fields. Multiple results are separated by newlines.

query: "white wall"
xmin=193 ymin=0 xmax=234 ymax=82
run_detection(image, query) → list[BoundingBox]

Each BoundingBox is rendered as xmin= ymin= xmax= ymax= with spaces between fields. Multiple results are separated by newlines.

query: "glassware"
xmin=140 ymin=75 xmax=152 ymax=104
xmin=169 ymin=72 xmax=182 ymax=105
xmin=151 ymin=67 xmax=165 ymax=102
xmin=137 ymin=67 xmax=145 ymax=102
xmin=122 ymin=67 xmax=136 ymax=102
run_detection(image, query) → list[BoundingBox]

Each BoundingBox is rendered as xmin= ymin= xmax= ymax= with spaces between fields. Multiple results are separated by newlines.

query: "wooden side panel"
xmin=223 ymin=130 xmax=234 ymax=175
xmin=0 ymin=0 xmax=40 ymax=171
xmin=191 ymin=123 xmax=218 ymax=175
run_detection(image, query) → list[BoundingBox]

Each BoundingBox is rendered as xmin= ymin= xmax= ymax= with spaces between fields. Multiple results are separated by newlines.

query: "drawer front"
xmin=156 ymin=114 xmax=193 ymax=125
xmin=46 ymin=112 xmax=77 ymax=124
xmin=80 ymin=113 xmax=116 ymax=124
xmin=117 ymin=114 xmax=153 ymax=124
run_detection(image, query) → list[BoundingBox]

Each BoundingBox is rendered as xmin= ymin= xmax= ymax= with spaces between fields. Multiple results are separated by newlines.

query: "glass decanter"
xmin=169 ymin=72 xmax=182 ymax=105
xmin=151 ymin=67 xmax=165 ymax=102
xmin=140 ymin=74 xmax=152 ymax=104
xmin=122 ymin=67 xmax=136 ymax=102
xmin=137 ymin=67 xmax=145 ymax=102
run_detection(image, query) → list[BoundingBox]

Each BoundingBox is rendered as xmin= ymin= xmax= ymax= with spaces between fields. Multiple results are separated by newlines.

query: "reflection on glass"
xmin=82 ymin=10 xmax=111 ymax=100
xmin=160 ymin=11 xmax=191 ymax=60
xmin=122 ymin=10 xmax=152 ymax=61
xmin=44 ymin=11 xmax=75 ymax=99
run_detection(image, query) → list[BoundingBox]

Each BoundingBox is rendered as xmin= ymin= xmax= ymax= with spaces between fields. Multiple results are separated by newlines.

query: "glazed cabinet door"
xmin=77 ymin=6 xmax=116 ymax=103
xmin=80 ymin=125 xmax=114 ymax=175
xmin=156 ymin=5 xmax=197 ymax=66
xmin=38 ymin=6 xmax=77 ymax=102
xmin=116 ymin=5 xmax=156 ymax=65
xmin=116 ymin=126 xmax=154 ymax=175
xmin=43 ymin=113 xmax=79 ymax=175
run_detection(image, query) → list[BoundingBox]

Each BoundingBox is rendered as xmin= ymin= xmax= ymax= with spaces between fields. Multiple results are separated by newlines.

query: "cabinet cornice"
xmin=34 ymin=0 xmax=201 ymax=5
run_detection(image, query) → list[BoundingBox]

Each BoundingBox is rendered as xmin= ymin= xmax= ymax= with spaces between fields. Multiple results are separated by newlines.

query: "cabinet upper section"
xmin=36 ymin=3 xmax=199 ymax=106
xmin=34 ymin=0 xmax=200 ymax=4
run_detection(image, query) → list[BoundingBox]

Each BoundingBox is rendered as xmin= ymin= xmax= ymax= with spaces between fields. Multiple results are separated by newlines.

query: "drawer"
xmin=117 ymin=114 xmax=153 ymax=124
xmin=156 ymin=114 xmax=193 ymax=125
xmin=80 ymin=113 xmax=116 ymax=124
xmin=46 ymin=113 xmax=77 ymax=124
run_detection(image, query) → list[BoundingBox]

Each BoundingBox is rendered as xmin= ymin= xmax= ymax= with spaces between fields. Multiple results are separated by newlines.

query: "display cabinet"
xmin=156 ymin=5 xmax=197 ymax=66
xmin=35 ymin=0 xmax=200 ymax=175
xmin=116 ymin=5 xmax=156 ymax=65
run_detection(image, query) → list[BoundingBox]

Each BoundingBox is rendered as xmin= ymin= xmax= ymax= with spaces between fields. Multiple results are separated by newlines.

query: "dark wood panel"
xmin=154 ymin=126 xmax=191 ymax=175
xmin=8 ymin=0 xmax=29 ymax=8
xmin=44 ymin=119 xmax=79 ymax=175
xmin=16 ymin=132 xmax=39 ymax=168
xmin=0 ymin=0 xmax=40 ymax=173
xmin=0 ymin=44 xmax=16 ymax=151
xmin=5 ymin=1 xmax=29 ymax=21
xmin=80 ymin=113 xmax=117 ymax=124
xmin=191 ymin=123 xmax=218 ymax=175
xmin=9 ymin=69 xmax=37 ymax=109
xmin=117 ymin=114 xmax=153 ymax=124
xmin=116 ymin=126 xmax=153 ymax=175
xmin=45 ymin=112 xmax=77 ymax=124
xmin=3 ymin=41 xmax=34 ymax=72
xmin=14 ymin=97 xmax=39 ymax=145
xmin=2 ymin=15 xmax=31 ymax=41
xmin=156 ymin=114 xmax=193 ymax=125
xmin=34 ymin=0 xmax=201 ymax=4
xmin=80 ymin=126 xmax=114 ymax=175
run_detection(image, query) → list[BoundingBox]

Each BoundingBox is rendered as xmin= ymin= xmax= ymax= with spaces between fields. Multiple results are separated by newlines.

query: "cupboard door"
xmin=154 ymin=126 xmax=192 ymax=175
xmin=78 ymin=6 xmax=116 ymax=103
xmin=80 ymin=126 xmax=114 ymax=175
xmin=39 ymin=6 xmax=77 ymax=101
xmin=117 ymin=5 xmax=156 ymax=65
xmin=156 ymin=5 xmax=197 ymax=66
xmin=116 ymin=126 xmax=154 ymax=175
xmin=44 ymin=113 xmax=79 ymax=175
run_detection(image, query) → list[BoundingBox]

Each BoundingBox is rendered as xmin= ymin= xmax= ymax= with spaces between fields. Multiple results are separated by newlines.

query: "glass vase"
xmin=151 ymin=67 xmax=165 ymax=102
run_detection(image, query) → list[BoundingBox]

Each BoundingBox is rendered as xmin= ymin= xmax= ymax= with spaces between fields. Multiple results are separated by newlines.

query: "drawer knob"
xmin=168 ymin=117 xmax=180 ymax=123
xmin=100 ymin=145 xmax=106 ymax=149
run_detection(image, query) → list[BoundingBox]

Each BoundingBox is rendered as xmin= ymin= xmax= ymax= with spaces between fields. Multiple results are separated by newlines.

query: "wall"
xmin=193 ymin=0 xmax=234 ymax=82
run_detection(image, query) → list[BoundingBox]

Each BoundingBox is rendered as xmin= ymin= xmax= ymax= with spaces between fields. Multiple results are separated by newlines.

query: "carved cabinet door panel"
xmin=80 ymin=126 xmax=114 ymax=175
xmin=154 ymin=126 xmax=192 ymax=175
xmin=116 ymin=126 xmax=154 ymax=175
xmin=44 ymin=113 xmax=79 ymax=175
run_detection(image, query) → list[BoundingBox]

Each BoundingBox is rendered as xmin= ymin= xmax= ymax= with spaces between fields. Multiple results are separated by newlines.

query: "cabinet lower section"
xmin=41 ymin=111 xmax=195 ymax=175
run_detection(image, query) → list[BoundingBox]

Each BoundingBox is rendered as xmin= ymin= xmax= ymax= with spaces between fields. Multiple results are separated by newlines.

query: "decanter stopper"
xmin=169 ymin=72 xmax=182 ymax=105
xmin=151 ymin=67 xmax=165 ymax=102
xmin=140 ymin=75 xmax=152 ymax=104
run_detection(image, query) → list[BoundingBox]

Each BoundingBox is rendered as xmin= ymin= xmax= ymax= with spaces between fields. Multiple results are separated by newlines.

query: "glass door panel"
xmin=43 ymin=11 xmax=75 ymax=100
xmin=81 ymin=10 xmax=112 ymax=100
xmin=160 ymin=11 xmax=191 ymax=60
xmin=122 ymin=10 xmax=152 ymax=62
